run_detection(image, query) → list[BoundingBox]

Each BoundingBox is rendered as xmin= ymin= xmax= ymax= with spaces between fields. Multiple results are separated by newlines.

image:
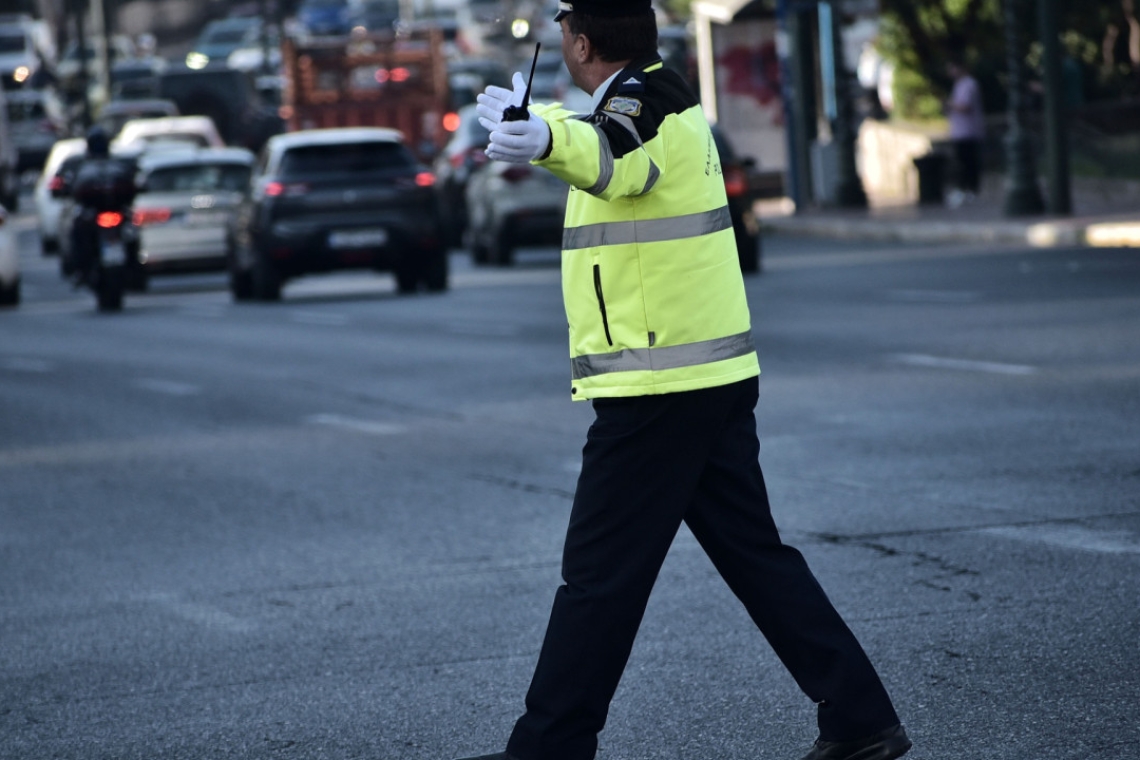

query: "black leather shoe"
xmin=800 ymin=723 xmax=912 ymax=760
xmin=453 ymin=754 xmax=518 ymax=760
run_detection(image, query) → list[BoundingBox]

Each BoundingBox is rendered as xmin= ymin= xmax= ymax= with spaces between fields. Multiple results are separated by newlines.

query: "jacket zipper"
xmin=592 ymin=263 xmax=614 ymax=346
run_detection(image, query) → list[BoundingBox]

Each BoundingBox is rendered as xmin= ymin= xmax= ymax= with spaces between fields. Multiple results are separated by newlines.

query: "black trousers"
xmin=506 ymin=377 xmax=899 ymax=760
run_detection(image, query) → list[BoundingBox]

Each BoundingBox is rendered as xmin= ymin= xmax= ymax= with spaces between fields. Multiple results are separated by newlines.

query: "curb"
xmin=762 ymin=215 xmax=1092 ymax=248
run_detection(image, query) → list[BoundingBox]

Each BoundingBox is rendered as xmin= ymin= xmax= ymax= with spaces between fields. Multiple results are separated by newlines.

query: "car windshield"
xmin=144 ymin=163 xmax=252 ymax=192
xmin=279 ymin=141 xmax=413 ymax=176
xmin=138 ymin=133 xmax=212 ymax=148
xmin=203 ymin=27 xmax=251 ymax=44
xmin=0 ymin=33 xmax=26 ymax=54
xmin=7 ymin=100 xmax=46 ymax=121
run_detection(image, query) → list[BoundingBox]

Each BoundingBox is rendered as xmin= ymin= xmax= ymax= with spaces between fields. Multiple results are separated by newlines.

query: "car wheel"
xmin=421 ymin=247 xmax=449 ymax=292
xmin=736 ymin=230 xmax=760 ymax=274
xmin=395 ymin=258 xmax=419 ymax=294
xmin=252 ymin=255 xmax=283 ymax=301
xmin=0 ymin=277 xmax=19 ymax=307
xmin=489 ymin=225 xmax=514 ymax=267
xmin=230 ymin=259 xmax=254 ymax=301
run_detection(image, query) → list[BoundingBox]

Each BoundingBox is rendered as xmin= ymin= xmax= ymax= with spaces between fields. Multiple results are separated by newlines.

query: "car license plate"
xmin=185 ymin=211 xmax=227 ymax=226
xmin=100 ymin=239 xmax=126 ymax=265
xmin=329 ymin=228 xmax=388 ymax=249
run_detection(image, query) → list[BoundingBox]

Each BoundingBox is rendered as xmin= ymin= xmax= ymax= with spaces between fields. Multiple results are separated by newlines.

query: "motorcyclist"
xmin=68 ymin=126 xmax=139 ymax=284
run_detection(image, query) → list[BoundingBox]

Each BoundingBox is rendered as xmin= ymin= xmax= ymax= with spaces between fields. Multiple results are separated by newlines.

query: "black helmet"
xmin=86 ymin=125 xmax=110 ymax=157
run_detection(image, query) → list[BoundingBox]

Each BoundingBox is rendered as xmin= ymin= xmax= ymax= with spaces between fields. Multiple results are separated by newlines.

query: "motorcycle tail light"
xmin=48 ymin=175 xmax=65 ymax=191
xmin=415 ymin=172 xmax=435 ymax=187
xmin=133 ymin=208 xmax=172 ymax=226
xmin=96 ymin=212 xmax=124 ymax=228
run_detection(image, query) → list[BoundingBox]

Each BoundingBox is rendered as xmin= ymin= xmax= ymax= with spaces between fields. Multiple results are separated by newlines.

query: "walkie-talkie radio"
xmin=502 ymin=42 xmax=542 ymax=122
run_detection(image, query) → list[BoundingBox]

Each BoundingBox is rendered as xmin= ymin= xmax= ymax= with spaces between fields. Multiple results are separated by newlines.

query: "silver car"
xmin=132 ymin=147 xmax=254 ymax=274
xmin=464 ymin=160 xmax=568 ymax=266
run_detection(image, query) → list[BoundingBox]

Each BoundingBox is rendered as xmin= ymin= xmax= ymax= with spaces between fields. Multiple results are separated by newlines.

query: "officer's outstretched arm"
xmin=533 ymin=104 xmax=661 ymax=201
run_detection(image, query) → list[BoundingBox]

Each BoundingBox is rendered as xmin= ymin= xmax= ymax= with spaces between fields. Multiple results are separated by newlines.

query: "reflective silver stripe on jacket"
xmin=570 ymin=330 xmax=755 ymax=380
xmin=583 ymin=124 xmax=615 ymax=196
xmin=563 ymin=205 xmax=732 ymax=250
xmin=580 ymin=111 xmax=659 ymax=198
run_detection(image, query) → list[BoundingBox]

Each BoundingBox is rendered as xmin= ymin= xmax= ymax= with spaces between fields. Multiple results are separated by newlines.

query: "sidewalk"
xmin=761 ymin=174 xmax=1140 ymax=248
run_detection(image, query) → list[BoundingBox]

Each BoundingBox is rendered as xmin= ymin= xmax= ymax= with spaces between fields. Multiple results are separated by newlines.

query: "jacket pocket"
xmin=592 ymin=263 xmax=614 ymax=346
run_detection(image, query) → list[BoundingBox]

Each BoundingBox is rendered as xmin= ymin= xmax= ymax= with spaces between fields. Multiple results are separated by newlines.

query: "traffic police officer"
xmin=457 ymin=3 xmax=912 ymax=760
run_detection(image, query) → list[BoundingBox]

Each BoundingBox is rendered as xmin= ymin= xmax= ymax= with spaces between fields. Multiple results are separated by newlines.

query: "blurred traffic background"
xmin=3 ymin=0 xmax=1139 ymax=308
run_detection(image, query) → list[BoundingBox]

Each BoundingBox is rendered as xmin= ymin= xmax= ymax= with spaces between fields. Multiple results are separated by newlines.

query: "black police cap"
xmin=554 ymin=0 xmax=654 ymax=22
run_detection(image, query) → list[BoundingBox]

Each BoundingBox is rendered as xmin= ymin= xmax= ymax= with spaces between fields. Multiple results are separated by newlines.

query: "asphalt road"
xmin=2 ymin=197 xmax=1139 ymax=760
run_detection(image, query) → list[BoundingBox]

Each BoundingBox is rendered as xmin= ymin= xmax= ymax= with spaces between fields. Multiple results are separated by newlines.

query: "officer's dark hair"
xmin=568 ymin=12 xmax=658 ymax=63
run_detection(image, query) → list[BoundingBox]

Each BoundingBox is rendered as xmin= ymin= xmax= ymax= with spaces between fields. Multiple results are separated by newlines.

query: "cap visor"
xmin=554 ymin=9 xmax=569 ymax=20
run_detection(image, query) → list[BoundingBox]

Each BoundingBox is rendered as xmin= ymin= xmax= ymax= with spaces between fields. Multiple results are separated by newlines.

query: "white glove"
xmin=476 ymin=71 xmax=529 ymax=130
xmin=485 ymin=113 xmax=551 ymax=164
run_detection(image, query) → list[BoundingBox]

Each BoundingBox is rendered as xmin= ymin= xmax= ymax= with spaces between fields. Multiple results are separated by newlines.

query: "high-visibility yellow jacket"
xmin=533 ymin=57 xmax=759 ymax=400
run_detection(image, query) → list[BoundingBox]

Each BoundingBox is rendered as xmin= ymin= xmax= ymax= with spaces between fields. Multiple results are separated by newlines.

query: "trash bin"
xmin=913 ymin=153 xmax=947 ymax=206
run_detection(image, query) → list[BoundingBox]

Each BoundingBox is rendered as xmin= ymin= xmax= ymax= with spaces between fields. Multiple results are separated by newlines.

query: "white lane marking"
xmin=133 ymin=378 xmax=202 ymax=396
xmin=306 ymin=413 xmax=405 ymax=436
xmin=3 ymin=357 xmax=54 ymax=373
xmin=886 ymin=289 xmax=981 ymax=304
xmin=982 ymin=524 xmax=1140 ymax=555
xmin=891 ymin=354 xmax=1038 ymax=376
xmin=291 ymin=310 xmax=350 ymax=326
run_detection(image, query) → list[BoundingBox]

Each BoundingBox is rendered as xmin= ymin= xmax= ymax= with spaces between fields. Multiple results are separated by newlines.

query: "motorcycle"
xmin=88 ymin=208 xmax=132 ymax=312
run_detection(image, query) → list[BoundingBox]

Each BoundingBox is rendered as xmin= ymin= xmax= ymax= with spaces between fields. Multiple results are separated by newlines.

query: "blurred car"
xmin=432 ymin=103 xmax=488 ymax=248
xmin=348 ymin=0 xmax=400 ymax=34
xmin=56 ymin=35 xmax=135 ymax=99
xmin=111 ymin=115 xmax=225 ymax=152
xmin=108 ymin=57 xmax=168 ymax=100
xmin=186 ymin=17 xmax=263 ymax=69
xmin=0 ymin=18 xmax=39 ymax=91
xmin=0 ymin=84 xmax=18 ymax=209
xmin=132 ymin=146 xmax=255 ymax=275
xmin=465 ymin=160 xmax=567 ymax=266
xmin=0 ymin=201 xmax=18 ymax=305
xmin=710 ymin=125 xmax=763 ymax=274
xmin=297 ymin=0 xmax=352 ymax=37
xmin=5 ymin=88 xmax=66 ymax=171
xmin=34 ymin=136 xmax=86 ymax=253
xmin=229 ymin=127 xmax=446 ymax=300
xmin=97 ymin=98 xmax=180 ymax=138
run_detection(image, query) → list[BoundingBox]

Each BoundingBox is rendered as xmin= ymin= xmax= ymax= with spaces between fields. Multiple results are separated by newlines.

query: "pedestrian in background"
xmin=456 ymin=2 xmax=912 ymax=760
xmin=945 ymin=54 xmax=986 ymax=208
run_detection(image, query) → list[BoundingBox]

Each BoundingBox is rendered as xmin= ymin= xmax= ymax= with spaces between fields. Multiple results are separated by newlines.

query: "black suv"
xmin=229 ymin=127 xmax=446 ymax=301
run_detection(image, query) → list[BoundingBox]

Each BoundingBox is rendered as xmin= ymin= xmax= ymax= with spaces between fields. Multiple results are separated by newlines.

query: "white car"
xmin=33 ymin=136 xmax=86 ymax=254
xmin=111 ymin=116 xmax=225 ymax=153
xmin=0 ymin=202 xmax=19 ymax=306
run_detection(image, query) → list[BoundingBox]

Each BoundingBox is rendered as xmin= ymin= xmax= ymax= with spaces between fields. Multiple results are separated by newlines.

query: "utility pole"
xmin=71 ymin=0 xmax=92 ymax=128
xmin=822 ymin=0 xmax=866 ymax=208
xmin=1038 ymin=0 xmax=1071 ymax=214
xmin=1001 ymin=0 xmax=1044 ymax=216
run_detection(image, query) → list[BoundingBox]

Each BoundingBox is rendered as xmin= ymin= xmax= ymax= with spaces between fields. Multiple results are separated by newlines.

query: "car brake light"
xmin=415 ymin=172 xmax=435 ymax=187
xmin=501 ymin=166 xmax=531 ymax=183
xmin=723 ymin=167 xmax=748 ymax=198
xmin=133 ymin=207 xmax=172 ymax=226
xmin=265 ymin=181 xmax=308 ymax=197
xmin=442 ymin=112 xmax=461 ymax=132
xmin=390 ymin=67 xmax=410 ymax=83
xmin=96 ymin=211 xmax=123 ymax=228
